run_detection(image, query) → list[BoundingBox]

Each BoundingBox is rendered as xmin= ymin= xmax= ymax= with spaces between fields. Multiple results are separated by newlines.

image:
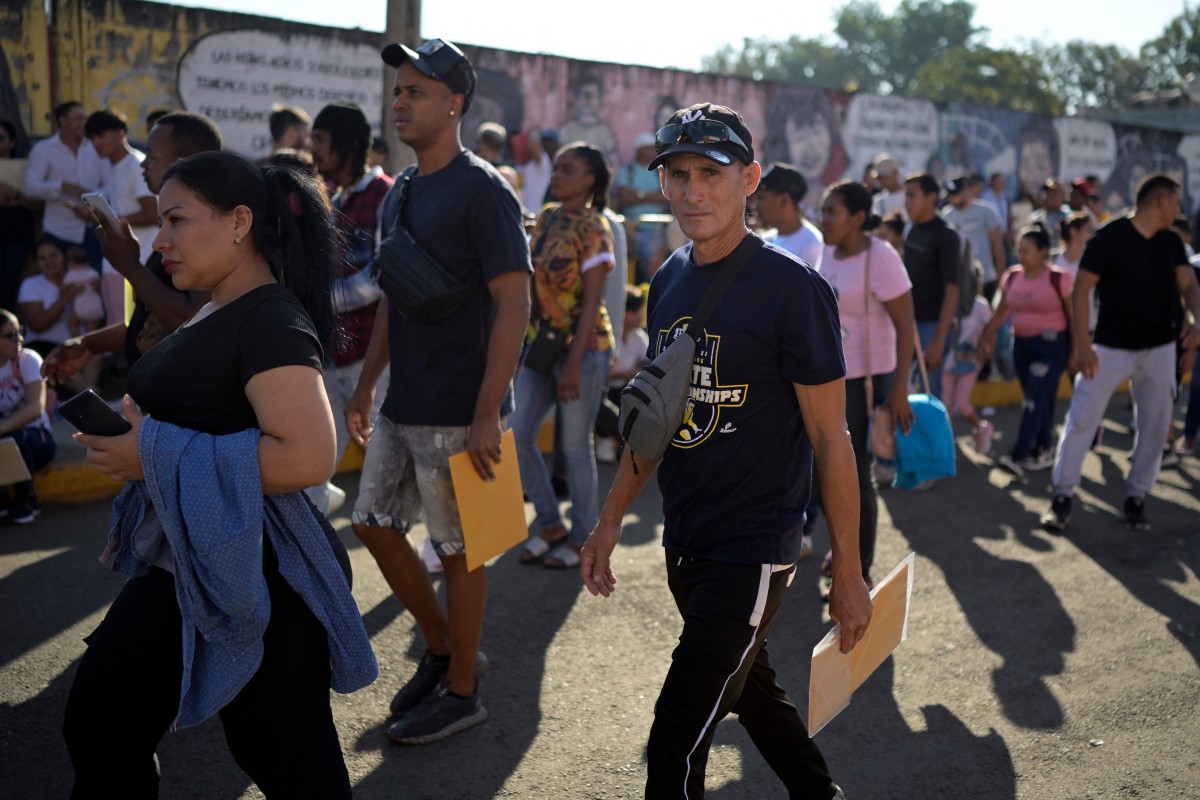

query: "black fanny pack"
xmin=374 ymin=167 xmax=476 ymax=324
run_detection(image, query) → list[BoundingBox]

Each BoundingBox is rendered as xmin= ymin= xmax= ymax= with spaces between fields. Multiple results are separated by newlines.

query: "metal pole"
xmin=382 ymin=0 xmax=420 ymax=174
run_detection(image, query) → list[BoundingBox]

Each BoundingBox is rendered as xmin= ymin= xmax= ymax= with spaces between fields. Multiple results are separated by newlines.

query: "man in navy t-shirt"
xmin=345 ymin=39 xmax=532 ymax=745
xmin=1042 ymin=173 xmax=1200 ymax=532
xmin=579 ymin=102 xmax=870 ymax=800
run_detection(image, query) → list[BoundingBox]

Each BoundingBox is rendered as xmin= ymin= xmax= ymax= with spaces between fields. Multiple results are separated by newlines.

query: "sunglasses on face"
xmin=655 ymin=120 xmax=750 ymax=162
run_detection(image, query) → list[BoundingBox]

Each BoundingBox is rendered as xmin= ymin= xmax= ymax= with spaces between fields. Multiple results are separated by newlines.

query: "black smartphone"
xmin=58 ymin=389 xmax=133 ymax=436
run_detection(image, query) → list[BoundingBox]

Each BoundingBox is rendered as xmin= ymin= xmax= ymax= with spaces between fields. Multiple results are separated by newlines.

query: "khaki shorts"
xmin=351 ymin=417 xmax=471 ymax=557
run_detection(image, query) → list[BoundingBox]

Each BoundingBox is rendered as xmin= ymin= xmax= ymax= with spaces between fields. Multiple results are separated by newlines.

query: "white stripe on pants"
xmin=1052 ymin=342 xmax=1177 ymax=498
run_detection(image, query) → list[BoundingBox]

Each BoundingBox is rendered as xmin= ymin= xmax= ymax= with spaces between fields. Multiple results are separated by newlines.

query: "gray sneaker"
xmin=387 ymin=682 xmax=488 ymax=745
xmin=389 ymin=650 xmax=490 ymax=717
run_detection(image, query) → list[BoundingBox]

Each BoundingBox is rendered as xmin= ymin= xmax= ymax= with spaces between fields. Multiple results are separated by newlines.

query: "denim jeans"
xmin=1011 ymin=331 xmax=1070 ymax=460
xmin=915 ymin=320 xmax=954 ymax=400
xmin=512 ymin=348 xmax=610 ymax=544
xmin=1184 ymin=351 xmax=1200 ymax=440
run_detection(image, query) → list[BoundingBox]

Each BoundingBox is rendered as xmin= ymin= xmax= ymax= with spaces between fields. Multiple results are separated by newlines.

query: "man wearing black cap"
xmin=580 ymin=102 xmax=868 ymax=800
xmin=753 ymin=161 xmax=823 ymax=267
xmin=345 ymin=38 xmax=532 ymax=745
xmin=306 ymin=101 xmax=394 ymax=514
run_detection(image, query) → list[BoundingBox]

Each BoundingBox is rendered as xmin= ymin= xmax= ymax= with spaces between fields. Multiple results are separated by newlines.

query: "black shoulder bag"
xmin=374 ymin=166 xmax=477 ymax=324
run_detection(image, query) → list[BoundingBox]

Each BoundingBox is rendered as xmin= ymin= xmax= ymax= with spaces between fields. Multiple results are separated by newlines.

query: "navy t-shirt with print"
xmin=646 ymin=238 xmax=846 ymax=566
xmin=381 ymin=151 xmax=533 ymax=426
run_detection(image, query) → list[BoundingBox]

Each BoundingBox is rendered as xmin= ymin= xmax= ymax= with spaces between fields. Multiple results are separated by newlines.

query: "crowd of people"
xmin=1 ymin=33 xmax=1198 ymax=800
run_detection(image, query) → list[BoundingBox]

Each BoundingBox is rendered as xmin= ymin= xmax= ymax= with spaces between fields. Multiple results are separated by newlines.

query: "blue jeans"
xmin=915 ymin=321 xmax=954 ymax=400
xmin=1012 ymin=331 xmax=1070 ymax=459
xmin=512 ymin=348 xmax=610 ymax=544
xmin=1184 ymin=351 xmax=1200 ymax=440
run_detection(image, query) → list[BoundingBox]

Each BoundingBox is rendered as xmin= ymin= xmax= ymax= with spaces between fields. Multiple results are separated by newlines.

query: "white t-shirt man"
xmin=768 ymin=218 xmax=824 ymax=268
xmin=23 ymin=134 xmax=109 ymax=244
xmin=943 ymin=200 xmax=1003 ymax=283
xmin=872 ymin=191 xmax=907 ymax=221
xmin=101 ymin=148 xmax=156 ymax=266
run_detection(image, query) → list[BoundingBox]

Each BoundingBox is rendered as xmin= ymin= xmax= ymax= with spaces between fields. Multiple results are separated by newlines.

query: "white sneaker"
xmin=325 ymin=483 xmax=346 ymax=515
xmin=798 ymin=534 xmax=814 ymax=560
xmin=1022 ymin=450 xmax=1055 ymax=472
xmin=422 ymin=536 xmax=444 ymax=573
xmin=997 ymin=454 xmax=1025 ymax=479
xmin=595 ymin=437 xmax=618 ymax=464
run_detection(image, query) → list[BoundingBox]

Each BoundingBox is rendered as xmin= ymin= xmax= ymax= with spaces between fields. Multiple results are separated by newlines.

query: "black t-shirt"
xmin=380 ymin=151 xmax=532 ymax=426
xmin=124 ymin=252 xmax=190 ymax=367
xmin=1083 ymin=217 xmax=1188 ymax=350
xmin=904 ymin=217 xmax=961 ymax=322
xmin=126 ymin=284 xmax=323 ymax=435
xmin=646 ymin=240 xmax=846 ymax=566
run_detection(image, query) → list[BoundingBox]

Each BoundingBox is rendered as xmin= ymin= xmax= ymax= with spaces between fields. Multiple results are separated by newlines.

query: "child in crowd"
xmin=877 ymin=211 xmax=906 ymax=256
xmin=595 ymin=285 xmax=650 ymax=463
xmin=943 ymin=267 xmax=994 ymax=453
xmin=61 ymin=247 xmax=105 ymax=337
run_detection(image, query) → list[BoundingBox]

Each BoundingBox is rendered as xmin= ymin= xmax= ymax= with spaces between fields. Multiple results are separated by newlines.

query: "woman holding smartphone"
xmin=62 ymin=151 xmax=376 ymax=798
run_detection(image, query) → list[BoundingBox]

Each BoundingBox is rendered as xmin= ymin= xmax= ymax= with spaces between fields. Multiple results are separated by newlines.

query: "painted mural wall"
xmin=2 ymin=0 xmax=1196 ymax=213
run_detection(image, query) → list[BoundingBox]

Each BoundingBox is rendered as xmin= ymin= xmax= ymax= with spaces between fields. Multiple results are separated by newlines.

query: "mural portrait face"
xmin=785 ymin=114 xmax=832 ymax=187
xmin=1019 ymin=139 xmax=1053 ymax=196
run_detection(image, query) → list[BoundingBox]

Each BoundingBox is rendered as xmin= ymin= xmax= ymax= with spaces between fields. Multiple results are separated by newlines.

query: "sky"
xmin=160 ymin=0 xmax=1189 ymax=72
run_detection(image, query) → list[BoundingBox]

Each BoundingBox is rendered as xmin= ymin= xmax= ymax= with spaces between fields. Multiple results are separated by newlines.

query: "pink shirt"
xmin=816 ymin=238 xmax=912 ymax=379
xmin=1000 ymin=266 xmax=1073 ymax=338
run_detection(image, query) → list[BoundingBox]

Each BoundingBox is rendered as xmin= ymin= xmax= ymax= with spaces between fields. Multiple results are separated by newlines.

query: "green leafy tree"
xmin=1140 ymin=5 xmax=1200 ymax=90
xmin=912 ymin=46 xmax=1061 ymax=115
xmin=1031 ymin=41 xmax=1152 ymax=113
xmin=833 ymin=0 xmax=982 ymax=94
xmin=701 ymin=0 xmax=982 ymax=94
xmin=702 ymin=36 xmax=861 ymax=90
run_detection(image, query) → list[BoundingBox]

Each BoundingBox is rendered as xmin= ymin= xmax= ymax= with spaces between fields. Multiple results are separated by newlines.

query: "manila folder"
xmin=448 ymin=429 xmax=527 ymax=571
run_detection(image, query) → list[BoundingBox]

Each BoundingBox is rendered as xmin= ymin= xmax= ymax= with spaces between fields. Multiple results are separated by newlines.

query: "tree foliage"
xmin=701 ymin=0 xmax=1200 ymax=114
xmin=912 ymin=46 xmax=1062 ymax=116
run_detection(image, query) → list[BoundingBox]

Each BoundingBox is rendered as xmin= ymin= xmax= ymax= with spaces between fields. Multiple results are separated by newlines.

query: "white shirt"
xmin=768 ymin=219 xmax=824 ymax=267
xmin=23 ymin=134 xmax=109 ymax=243
xmin=872 ymin=191 xmax=907 ymax=221
xmin=0 ymin=349 xmax=51 ymax=432
xmin=17 ymin=274 xmax=74 ymax=345
xmin=102 ymin=148 xmax=156 ymax=265
xmin=518 ymin=151 xmax=552 ymax=215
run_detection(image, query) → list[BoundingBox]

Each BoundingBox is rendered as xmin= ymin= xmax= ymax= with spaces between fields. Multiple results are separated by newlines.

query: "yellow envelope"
xmin=448 ymin=429 xmax=528 ymax=571
xmin=808 ymin=552 xmax=915 ymax=735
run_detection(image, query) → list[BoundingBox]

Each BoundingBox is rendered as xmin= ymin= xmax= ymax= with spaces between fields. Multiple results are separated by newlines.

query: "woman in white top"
xmin=815 ymin=180 xmax=916 ymax=585
xmin=17 ymin=240 xmax=100 ymax=393
xmin=0 ymin=308 xmax=55 ymax=523
xmin=1055 ymin=212 xmax=1096 ymax=332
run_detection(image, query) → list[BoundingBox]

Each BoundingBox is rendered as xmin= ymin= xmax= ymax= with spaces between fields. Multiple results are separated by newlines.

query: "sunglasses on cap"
xmin=655 ymin=120 xmax=750 ymax=161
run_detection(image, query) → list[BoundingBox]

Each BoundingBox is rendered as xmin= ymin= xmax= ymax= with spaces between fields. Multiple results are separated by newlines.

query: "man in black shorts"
xmin=580 ymin=102 xmax=871 ymax=799
xmin=345 ymin=38 xmax=531 ymax=745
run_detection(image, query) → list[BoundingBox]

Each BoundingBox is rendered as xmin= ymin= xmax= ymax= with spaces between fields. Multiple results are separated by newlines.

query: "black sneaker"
xmin=389 ymin=650 xmax=490 ymax=717
xmin=9 ymin=497 xmax=40 ymax=525
xmin=1124 ymin=496 xmax=1150 ymax=531
xmin=387 ymin=681 xmax=488 ymax=744
xmin=1041 ymin=494 xmax=1071 ymax=532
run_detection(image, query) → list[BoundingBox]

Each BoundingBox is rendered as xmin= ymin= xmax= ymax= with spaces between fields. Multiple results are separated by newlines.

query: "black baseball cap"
xmin=647 ymin=102 xmax=754 ymax=170
xmin=945 ymin=176 xmax=969 ymax=196
xmin=757 ymin=162 xmax=808 ymax=202
xmin=381 ymin=38 xmax=477 ymax=113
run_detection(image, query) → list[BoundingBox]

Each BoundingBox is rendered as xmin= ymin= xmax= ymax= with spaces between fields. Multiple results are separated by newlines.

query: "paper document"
xmin=808 ymin=552 xmax=915 ymax=735
xmin=448 ymin=429 xmax=527 ymax=571
xmin=0 ymin=438 xmax=32 ymax=486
